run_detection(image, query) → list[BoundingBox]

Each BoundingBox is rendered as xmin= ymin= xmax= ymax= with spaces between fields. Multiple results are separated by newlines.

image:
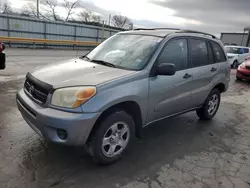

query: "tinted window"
xmin=244 ymin=48 xmax=249 ymax=53
xmin=208 ymin=42 xmax=215 ymax=63
xmin=190 ymin=39 xmax=209 ymax=67
xmin=157 ymin=39 xmax=188 ymax=71
xmin=211 ymin=41 xmax=227 ymax=62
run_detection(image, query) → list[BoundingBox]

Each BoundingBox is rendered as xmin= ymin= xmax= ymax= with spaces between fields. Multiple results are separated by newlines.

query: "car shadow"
xmin=19 ymin=103 xmax=241 ymax=188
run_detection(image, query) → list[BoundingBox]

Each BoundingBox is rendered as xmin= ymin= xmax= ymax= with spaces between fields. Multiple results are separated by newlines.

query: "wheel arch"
xmin=87 ymin=101 xmax=143 ymax=142
xmin=212 ymin=83 xmax=226 ymax=93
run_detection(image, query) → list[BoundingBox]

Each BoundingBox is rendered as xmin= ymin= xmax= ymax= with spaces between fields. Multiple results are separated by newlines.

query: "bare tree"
xmin=21 ymin=3 xmax=39 ymax=18
xmin=40 ymin=0 xmax=61 ymax=21
xmin=78 ymin=10 xmax=92 ymax=22
xmin=1 ymin=0 xmax=13 ymax=14
xmin=112 ymin=15 xmax=133 ymax=29
xmin=21 ymin=3 xmax=50 ymax=19
xmin=62 ymin=0 xmax=79 ymax=21
xmin=78 ymin=10 xmax=101 ymax=23
xmin=92 ymin=14 xmax=101 ymax=23
xmin=21 ymin=0 xmax=78 ymax=21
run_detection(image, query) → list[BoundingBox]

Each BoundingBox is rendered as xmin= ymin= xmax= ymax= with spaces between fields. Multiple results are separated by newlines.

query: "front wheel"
xmin=236 ymin=76 xmax=243 ymax=81
xmin=232 ymin=61 xmax=238 ymax=69
xmin=196 ymin=89 xmax=221 ymax=120
xmin=88 ymin=110 xmax=135 ymax=165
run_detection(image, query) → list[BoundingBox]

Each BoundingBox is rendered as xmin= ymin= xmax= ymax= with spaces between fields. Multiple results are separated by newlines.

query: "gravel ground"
xmin=1 ymin=49 xmax=250 ymax=188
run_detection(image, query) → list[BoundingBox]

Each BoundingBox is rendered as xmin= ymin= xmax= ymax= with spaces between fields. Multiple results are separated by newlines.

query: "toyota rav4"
xmin=17 ymin=29 xmax=230 ymax=164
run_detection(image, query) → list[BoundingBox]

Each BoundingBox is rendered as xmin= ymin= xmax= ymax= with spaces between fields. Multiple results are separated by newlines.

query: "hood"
xmin=244 ymin=60 xmax=250 ymax=66
xmin=31 ymin=58 xmax=135 ymax=88
xmin=227 ymin=53 xmax=238 ymax=57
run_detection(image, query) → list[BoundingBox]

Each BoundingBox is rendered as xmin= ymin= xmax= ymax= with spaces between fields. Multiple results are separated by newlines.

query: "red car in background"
xmin=237 ymin=56 xmax=250 ymax=81
xmin=0 ymin=42 xmax=6 ymax=70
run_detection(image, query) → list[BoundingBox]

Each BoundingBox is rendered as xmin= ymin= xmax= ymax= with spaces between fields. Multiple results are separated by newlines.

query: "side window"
xmin=157 ymin=39 xmax=188 ymax=71
xmin=239 ymin=48 xmax=244 ymax=54
xmin=244 ymin=48 xmax=249 ymax=53
xmin=208 ymin=42 xmax=215 ymax=64
xmin=210 ymin=41 xmax=227 ymax=63
xmin=190 ymin=38 xmax=209 ymax=67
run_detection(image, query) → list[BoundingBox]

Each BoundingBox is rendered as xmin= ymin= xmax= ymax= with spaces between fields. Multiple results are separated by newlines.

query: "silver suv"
xmin=17 ymin=29 xmax=230 ymax=164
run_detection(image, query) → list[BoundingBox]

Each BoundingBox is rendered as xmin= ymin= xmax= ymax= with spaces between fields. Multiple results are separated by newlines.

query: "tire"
xmin=236 ymin=76 xmax=243 ymax=81
xmin=196 ymin=88 xmax=221 ymax=120
xmin=88 ymin=110 xmax=135 ymax=165
xmin=232 ymin=61 xmax=238 ymax=69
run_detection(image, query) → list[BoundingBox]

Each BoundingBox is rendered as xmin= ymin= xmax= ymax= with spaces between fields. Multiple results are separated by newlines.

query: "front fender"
xmin=81 ymin=77 xmax=149 ymax=124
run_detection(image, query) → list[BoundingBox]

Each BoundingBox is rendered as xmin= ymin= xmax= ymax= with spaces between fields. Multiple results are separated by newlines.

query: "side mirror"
xmin=156 ymin=63 xmax=176 ymax=76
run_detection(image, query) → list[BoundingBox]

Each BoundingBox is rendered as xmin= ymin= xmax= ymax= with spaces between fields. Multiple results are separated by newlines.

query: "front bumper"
xmin=16 ymin=89 xmax=100 ymax=146
xmin=237 ymin=67 xmax=250 ymax=80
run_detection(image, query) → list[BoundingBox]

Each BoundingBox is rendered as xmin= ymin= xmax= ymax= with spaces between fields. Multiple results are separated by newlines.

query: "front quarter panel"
xmin=81 ymin=72 xmax=149 ymax=125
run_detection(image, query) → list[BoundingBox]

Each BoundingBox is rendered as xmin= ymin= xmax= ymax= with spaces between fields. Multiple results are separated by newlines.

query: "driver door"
xmin=147 ymin=38 xmax=194 ymax=123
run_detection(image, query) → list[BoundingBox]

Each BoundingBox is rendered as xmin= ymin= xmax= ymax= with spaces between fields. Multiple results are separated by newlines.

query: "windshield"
xmin=86 ymin=34 xmax=162 ymax=70
xmin=225 ymin=47 xmax=241 ymax=54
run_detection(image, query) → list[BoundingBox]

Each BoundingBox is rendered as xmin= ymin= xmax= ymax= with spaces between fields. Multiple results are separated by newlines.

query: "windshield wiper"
xmin=79 ymin=55 xmax=90 ymax=61
xmin=90 ymin=59 xmax=116 ymax=68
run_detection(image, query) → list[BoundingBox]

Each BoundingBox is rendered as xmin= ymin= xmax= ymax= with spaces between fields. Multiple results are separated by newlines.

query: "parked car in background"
xmin=236 ymin=56 xmax=250 ymax=81
xmin=225 ymin=45 xmax=250 ymax=68
xmin=17 ymin=29 xmax=230 ymax=164
xmin=0 ymin=42 xmax=6 ymax=70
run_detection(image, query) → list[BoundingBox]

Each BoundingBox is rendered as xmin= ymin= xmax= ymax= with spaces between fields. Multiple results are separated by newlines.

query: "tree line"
xmin=0 ymin=0 xmax=133 ymax=30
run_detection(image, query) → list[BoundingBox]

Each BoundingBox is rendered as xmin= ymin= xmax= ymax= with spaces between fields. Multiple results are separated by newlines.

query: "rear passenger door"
xmin=189 ymin=38 xmax=219 ymax=107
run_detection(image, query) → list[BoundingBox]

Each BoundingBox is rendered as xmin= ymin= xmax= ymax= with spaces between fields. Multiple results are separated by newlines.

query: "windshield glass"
xmin=86 ymin=34 xmax=162 ymax=70
xmin=225 ymin=47 xmax=241 ymax=54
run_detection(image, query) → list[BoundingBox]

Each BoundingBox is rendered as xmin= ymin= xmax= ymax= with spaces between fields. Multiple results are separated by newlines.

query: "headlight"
xmin=51 ymin=86 xmax=96 ymax=108
xmin=240 ymin=62 xmax=246 ymax=68
xmin=228 ymin=56 xmax=233 ymax=59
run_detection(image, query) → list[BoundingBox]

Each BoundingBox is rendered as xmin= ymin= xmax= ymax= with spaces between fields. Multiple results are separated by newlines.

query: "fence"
xmin=0 ymin=14 xmax=121 ymax=49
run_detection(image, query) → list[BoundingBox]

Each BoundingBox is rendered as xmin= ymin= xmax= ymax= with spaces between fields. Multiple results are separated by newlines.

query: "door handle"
xmin=211 ymin=67 xmax=217 ymax=72
xmin=183 ymin=73 xmax=192 ymax=79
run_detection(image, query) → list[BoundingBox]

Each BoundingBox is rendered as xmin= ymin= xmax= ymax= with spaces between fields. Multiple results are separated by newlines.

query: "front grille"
xmin=246 ymin=66 xmax=250 ymax=70
xmin=24 ymin=77 xmax=49 ymax=104
xmin=240 ymin=73 xmax=250 ymax=77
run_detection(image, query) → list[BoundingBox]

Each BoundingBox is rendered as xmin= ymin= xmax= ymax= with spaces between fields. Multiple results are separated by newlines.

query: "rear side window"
xmin=210 ymin=41 xmax=227 ymax=62
xmin=190 ymin=38 xmax=210 ymax=67
xmin=244 ymin=48 xmax=249 ymax=53
xmin=157 ymin=38 xmax=188 ymax=71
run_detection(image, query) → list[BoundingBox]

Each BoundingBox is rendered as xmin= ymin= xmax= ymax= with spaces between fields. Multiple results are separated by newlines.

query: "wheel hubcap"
xmin=102 ymin=122 xmax=130 ymax=158
xmin=207 ymin=94 xmax=219 ymax=115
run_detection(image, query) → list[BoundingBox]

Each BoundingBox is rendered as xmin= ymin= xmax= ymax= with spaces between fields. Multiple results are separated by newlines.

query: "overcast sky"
xmin=4 ymin=0 xmax=250 ymax=36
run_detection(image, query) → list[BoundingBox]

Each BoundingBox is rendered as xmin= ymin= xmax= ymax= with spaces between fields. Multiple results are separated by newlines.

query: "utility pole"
xmin=108 ymin=14 xmax=111 ymax=26
xmin=102 ymin=20 xmax=104 ymax=41
xmin=37 ymin=0 xmax=39 ymax=18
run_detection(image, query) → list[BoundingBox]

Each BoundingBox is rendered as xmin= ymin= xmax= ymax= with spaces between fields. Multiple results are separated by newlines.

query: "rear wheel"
xmin=196 ymin=89 xmax=221 ymax=120
xmin=88 ymin=110 xmax=135 ymax=165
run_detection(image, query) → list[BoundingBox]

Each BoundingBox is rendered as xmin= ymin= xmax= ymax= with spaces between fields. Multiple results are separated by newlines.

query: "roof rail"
xmin=134 ymin=28 xmax=181 ymax=31
xmin=177 ymin=30 xmax=217 ymax=39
